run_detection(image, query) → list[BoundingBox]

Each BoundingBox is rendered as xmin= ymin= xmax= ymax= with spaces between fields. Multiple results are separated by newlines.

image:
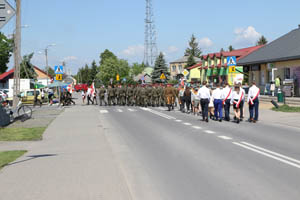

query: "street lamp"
xmin=43 ymin=44 xmax=56 ymax=85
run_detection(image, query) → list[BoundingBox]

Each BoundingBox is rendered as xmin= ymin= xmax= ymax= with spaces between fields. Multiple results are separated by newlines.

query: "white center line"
xmin=116 ymin=109 xmax=123 ymax=113
xmin=205 ymin=130 xmax=215 ymax=134
xmin=99 ymin=110 xmax=108 ymax=114
xmin=175 ymin=120 xmax=182 ymax=122
xmin=233 ymin=142 xmax=300 ymax=169
xmin=218 ymin=136 xmax=232 ymax=140
xmin=183 ymin=122 xmax=192 ymax=126
xmin=128 ymin=108 xmax=135 ymax=112
xmin=192 ymin=126 xmax=202 ymax=129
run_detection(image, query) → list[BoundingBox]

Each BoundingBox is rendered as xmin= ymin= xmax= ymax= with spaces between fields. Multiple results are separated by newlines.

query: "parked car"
xmin=18 ymin=89 xmax=48 ymax=105
xmin=0 ymin=90 xmax=8 ymax=101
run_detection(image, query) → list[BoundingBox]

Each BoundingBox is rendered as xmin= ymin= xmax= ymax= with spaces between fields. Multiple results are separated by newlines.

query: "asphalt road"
xmin=98 ymin=105 xmax=300 ymax=200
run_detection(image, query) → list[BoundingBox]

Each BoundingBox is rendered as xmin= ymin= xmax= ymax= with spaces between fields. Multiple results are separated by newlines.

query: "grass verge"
xmin=0 ymin=127 xmax=46 ymax=141
xmin=0 ymin=150 xmax=27 ymax=169
xmin=272 ymin=104 xmax=300 ymax=112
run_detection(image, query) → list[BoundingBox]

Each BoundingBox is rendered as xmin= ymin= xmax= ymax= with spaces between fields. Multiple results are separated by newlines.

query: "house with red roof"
xmin=199 ymin=45 xmax=263 ymax=85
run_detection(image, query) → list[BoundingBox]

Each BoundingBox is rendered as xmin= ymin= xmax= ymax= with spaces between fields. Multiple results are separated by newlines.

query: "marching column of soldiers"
xmin=97 ymin=83 xmax=177 ymax=110
xmin=94 ymin=81 xmax=260 ymax=124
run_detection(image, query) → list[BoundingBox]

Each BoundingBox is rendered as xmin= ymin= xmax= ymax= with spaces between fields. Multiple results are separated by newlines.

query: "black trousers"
xmin=185 ymin=97 xmax=191 ymax=111
xmin=224 ymin=99 xmax=231 ymax=121
xmin=239 ymin=100 xmax=244 ymax=118
xmin=200 ymin=99 xmax=209 ymax=120
xmin=180 ymin=96 xmax=185 ymax=111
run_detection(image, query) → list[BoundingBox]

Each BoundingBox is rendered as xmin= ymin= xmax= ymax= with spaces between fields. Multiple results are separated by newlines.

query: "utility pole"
xmin=45 ymin=48 xmax=49 ymax=84
xmin=13 ymin=0 xmax=21 ymax=108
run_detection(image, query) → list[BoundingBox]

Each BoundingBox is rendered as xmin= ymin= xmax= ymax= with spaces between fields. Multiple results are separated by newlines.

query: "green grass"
xmin=272 ymin=104 xmax=300 ymax=112
xmin=0 ymin=150 xmax=27 ymax=169
xmin=0 ymin=127 xmax=46 ymax=141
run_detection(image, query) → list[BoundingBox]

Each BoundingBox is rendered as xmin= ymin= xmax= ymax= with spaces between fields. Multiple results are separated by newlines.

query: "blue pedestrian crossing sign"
xmin=54 ymin=66 xmax=64 ymax=74
xmin=227 ymin=56 xmax=237 ymax=66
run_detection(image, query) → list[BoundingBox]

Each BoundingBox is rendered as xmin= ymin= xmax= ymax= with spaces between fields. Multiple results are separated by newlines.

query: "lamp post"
xmin=43 ymin=44 xmax=56 ymax=85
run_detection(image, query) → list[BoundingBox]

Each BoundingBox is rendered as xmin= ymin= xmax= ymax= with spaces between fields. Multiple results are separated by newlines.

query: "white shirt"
xmin=240 ymin=87 xmax=245 ymax=100
xmin=222 ymin=86 xmax=233 ymax=100
xmin=191 ymin=91 xmax=200 ymax=101
xmin=197 ymin=86 xmax=210 ymax=99
xmin=231 ymin=91 xmax=244 ymax=104
xmin=247 ymin=85 xmax=260 ymax=103
xmin=212 ymin=88 xmax=224 ymax=100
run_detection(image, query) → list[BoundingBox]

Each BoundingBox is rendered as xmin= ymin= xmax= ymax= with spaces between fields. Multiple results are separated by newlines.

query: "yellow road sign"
xmin=160 ymin=73 xmax=166 ymax=80
xmin=116 ymin=74 xmax=120 ymax=81
xmin=183 ymin=69 xmax=189 ymax=77
xmin=56 ymin=74 xmax=62 ymax=81
xmin=229 ymin=66 xmax=236 ymax=73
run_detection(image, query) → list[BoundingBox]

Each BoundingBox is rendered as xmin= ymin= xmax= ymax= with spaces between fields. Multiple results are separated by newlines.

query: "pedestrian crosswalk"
xmin=99 ymin=108 xmax=138 ymax=114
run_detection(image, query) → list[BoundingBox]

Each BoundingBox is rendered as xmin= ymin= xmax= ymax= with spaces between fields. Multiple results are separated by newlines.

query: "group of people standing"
xmin=81 ymin=81 xmax=260 ymax=124
xmin=179 ymin=81 xmax=260 ymax=123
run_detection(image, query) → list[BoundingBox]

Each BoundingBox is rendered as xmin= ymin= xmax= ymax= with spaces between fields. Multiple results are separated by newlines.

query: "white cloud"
xmin=198 ymin=37 xmax=213 ymax=49
xmin=233 ymin=26 xmax=261 ymax=46
xmin=61 ymin=56 xmax=78 ymax=62
xmin=121 ymin=44 xmax=144 ymax=57
xmin=167 ymin=45 xmax=179 ymax=53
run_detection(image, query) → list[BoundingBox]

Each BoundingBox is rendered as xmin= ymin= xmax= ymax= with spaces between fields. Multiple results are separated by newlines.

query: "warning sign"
xmin=227 ymin=56 xmax=237 ymax=66
xmin=116 ymin=74 xmax=120 ymax=81
xmin=229 ymin=66 xmax=236 ymax=73
xmin=160 ymin=73 xmax=166 ymax=80
xmin=183 ymin=69 xmax=189 ymax=77
xmin=56 ymin=74 xmax=62 ymax=81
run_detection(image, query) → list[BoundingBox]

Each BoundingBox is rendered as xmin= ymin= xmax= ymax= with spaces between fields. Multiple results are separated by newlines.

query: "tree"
xmin=99 ymin=49 xmax=117 ymax=65
xmin=185 ymin=34 xmax=202 ymax=58
xmin=0 ymin=32 xmax=13 ymax=74
xmin=186 ymin=54 xmax=197 ymax=68
xmin=131 ymin=62 xmax=146 ymax=76
xmin=20 ymin=53 xmax=37 ymax=79
xmin=90 ymin=60 xmax=98 ymax=81
xmin=151 ymin=52 xmax=169 ymax=83
xmin=228 ymin=45 xmax=234 ymax=52
xmin=220 ymin=48 xmax=225 ymax=52
xmin=45 ymin=67 xmax=55 ymax=78
xmin=256 ymin=35 xmax=268 ymax=45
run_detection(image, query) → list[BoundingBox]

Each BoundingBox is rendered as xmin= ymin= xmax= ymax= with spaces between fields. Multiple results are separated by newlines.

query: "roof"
xmin=170 ymin=56 xmax=201 ymax=64
xmin=238 ymin=26 xmax=300 ymax=65
xmin=0 ymin=69 xmax=14 ymax=81
xmin=201 ymin=45 xmax=264 ymax=61
xmin=0 ymin=66 xmax=51 ymax=81
xmin=187 ymin=62 xmax=202 ymax=70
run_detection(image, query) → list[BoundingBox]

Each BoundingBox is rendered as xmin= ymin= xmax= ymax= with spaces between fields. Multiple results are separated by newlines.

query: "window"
xmin=284 ymin=68 xmax=291 ymax=79
xmin=172 ymin=65 xmax=176 ymax=72
xmin=178 ymin=65 xmax=183 ymax=71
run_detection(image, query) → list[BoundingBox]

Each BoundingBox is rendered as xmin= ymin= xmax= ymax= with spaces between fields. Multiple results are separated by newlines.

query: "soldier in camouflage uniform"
xmin=126 ymin=85 xmax=134 ymax=106
xmin=159 ymin=84 xmax=165 ymax=106
xmin=139 ymin=85 xmax=147 ymax=107
xmin=146 ymin=85 xmax=152 ymax=106
xmin=107 ymin=85 xmax=115 ymax=106
xmin=151 ymin=85 xmax=159 ymax=107
xmin=119 ymin=85 xmax=126 ymax=106
xmin=98 ymin=85 xmax=107 ymax=106
xmin=114 ymin=85 xmax=120 ymax=105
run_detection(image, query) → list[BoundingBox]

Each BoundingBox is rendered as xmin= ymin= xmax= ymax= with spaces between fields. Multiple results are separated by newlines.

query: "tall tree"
xmin=228 ymin=45 xmax=234 ymax=52
xmin=45 ymin=67 xmax=55 ymax=78
xmin=20 ymin=53 xmax=37 ymax=79
xmin=90 ymin=60 xmax=98 ymax=82
xmin=151 ymin=52 xmax=169 ymax=83
xmin=185 ymin=34 xmax=202 ymax=58
xmin=256 ymin=35 xmax=268 ymax=45
xmin=0 ymin=32 xmax=14 ymax=74
xmin=220 ymin=48 xmax=225 ymax=52
xmin=186 ymin=54 xmax=197 ymax=68
xmin=131 ymin=62 xmax=146 ymax=76
xmin=99 ymin=49 xmax=117 ymax=65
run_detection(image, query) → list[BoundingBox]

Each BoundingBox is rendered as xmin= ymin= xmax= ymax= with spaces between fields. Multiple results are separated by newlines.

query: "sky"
xmin=2 ymin=0 xmax=300 ymax=74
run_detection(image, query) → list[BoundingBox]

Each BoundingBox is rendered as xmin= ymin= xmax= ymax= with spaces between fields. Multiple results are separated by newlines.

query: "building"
xmin=187 ymin=63 xmax=202 ymax=83
xmin=238 ymin=25 xmax=300 ymax=96
xmin=0 ymin=66 xmax=51 ymax=97
xmin=169 ymin=56 xmax=201 ymax=80
xmin=200 ymin=45 xmax=263 ymax=85
xmin=133 ymin=67 xmax=153 ymax=83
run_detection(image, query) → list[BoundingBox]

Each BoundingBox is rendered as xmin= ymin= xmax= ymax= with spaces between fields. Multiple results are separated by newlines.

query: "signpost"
xmin=160 ymin=73 xmax=166 ymax=80
xmin=56 ymin=74 xmax=62 ymax=81
xmin=227 ymin=56 xmax=237 ymax=85
xmin=116 ymin=74 xmax=120 ymax=81
xmin=183 ymin=69 xmax=189 ymax=79
xmin=0 ymin=0 xmax=15 ymax=29
xmin=54 ymin=65 xmax=64 ymax=75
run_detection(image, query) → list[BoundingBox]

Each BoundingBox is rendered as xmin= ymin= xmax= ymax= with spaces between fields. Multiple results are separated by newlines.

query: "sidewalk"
xmin=0 ymin=105 xmax=132 ymax=200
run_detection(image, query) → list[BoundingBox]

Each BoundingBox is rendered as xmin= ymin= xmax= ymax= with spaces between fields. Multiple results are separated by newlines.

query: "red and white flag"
xmin=67 ymin=84 xmax=73 ymax=93
xmin=90 ymin=83 xmax=95 ymax=95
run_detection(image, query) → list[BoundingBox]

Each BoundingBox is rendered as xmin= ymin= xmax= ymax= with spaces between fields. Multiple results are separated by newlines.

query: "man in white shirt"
xmin=247 ymin=82 xmax=260 ymax=123
xmin=212 ymin=83 xmax=224 ymax=122
xmin=197 ymin=81 xmax=210 ymax=122
xmin=222 ymin=82 xmax=232 ymax=121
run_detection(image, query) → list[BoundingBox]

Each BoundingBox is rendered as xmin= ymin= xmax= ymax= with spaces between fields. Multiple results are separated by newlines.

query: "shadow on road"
xmin=7 ymin=154 xmax=57 ymax=166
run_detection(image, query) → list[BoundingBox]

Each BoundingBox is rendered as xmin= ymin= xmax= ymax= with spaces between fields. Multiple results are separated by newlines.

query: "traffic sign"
xmin=54 ymin=66 xmax=64 ymax=74
xmin=229 ymin=66 xmax=236 ymax=73
xmin=116 ymin=74 xmax=120 ymax=81
xmin=0 ymin=0 xmax=15 ymax=29
xmin=160 ymin=73 xmax=166 ymax=80
xmin=227 ymin=56 xmax=237 ymax=66
xmin=56 ymin=74 xmax=62 ymax=81
xmin=183 ymin=69 xmax=189 ymax=77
